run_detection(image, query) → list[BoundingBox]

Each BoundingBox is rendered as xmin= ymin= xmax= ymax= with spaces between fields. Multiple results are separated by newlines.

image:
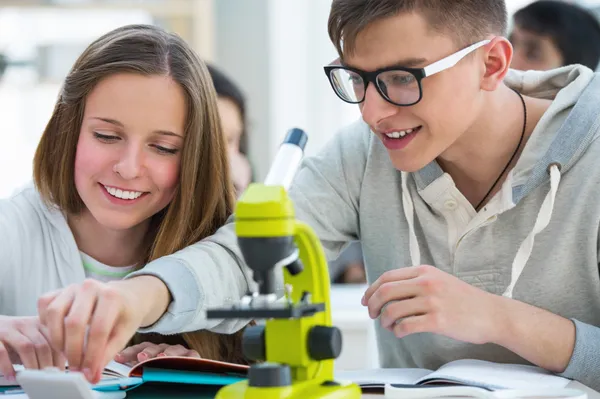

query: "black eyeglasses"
xmin=323 ymin=40 xmax=490 ymax=107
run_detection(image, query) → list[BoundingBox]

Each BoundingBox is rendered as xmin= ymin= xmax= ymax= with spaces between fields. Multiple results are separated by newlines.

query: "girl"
xmin=0 ymin=24 xmax=246 ymax=380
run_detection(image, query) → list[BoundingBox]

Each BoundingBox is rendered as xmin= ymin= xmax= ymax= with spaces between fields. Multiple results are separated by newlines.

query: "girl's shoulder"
xmin=0 ymin=182 xmax=69 ymax=241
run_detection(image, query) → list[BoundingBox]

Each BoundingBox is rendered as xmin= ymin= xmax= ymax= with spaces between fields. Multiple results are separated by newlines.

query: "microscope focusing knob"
xmin=242 ymin=325 xmax=266 ymax=362
xmin=285 ymin=259 xmax=303 ymax=276
xmin=248 ymin=363 xmax=292 ymax=388
xmin=307 ymin=325 xmax=343 ymax=361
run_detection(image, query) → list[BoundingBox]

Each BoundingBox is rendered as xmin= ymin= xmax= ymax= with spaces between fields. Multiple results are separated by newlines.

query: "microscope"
xmin=206 ymin=128 xmax=361 ymax=399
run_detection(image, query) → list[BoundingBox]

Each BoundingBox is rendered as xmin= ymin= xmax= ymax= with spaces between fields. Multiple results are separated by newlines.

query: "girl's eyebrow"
xmin=90 ymin=116 xmax=183 ymax=139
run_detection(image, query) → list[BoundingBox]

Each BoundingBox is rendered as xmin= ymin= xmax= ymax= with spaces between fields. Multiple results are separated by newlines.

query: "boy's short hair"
xmin=328 ymin=0 xmax=507 ymax=57
xmin=513 ymin=0 xmax=600 ymax=70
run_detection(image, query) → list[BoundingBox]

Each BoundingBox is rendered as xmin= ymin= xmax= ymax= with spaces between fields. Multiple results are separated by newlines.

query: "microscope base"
xmin=214 ymin=378 xmax=361 ymax=399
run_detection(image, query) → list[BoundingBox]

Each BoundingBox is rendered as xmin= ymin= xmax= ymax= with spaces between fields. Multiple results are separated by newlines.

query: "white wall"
xmin=0 ymin=8 xmax=153 ymax=198
xmin=215 ymin=0 xmax=360 ymax=181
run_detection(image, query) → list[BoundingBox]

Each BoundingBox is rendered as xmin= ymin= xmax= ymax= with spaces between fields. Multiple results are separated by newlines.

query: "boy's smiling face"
xmin=343 ymin=12 xmax=489 ymax=172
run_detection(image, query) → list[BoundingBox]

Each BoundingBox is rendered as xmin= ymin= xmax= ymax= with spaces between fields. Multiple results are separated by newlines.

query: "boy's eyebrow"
xmin=395 ymin=57 xmax=429 ymax=68
xmin=91 ymin=117 xmax=183 ymax=139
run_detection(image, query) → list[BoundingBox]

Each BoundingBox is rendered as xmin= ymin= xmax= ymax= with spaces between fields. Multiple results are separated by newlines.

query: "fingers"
xmin=0 ymin=318 xmax=60 ymax=377
xmin=63 ymin=283 xmax=98 ymax=371
xmin=366 ymin=280 xmax=420 ymax=319
xmin=52 ymin=349 xmax=67 ymax=371
xmin=362 ymin=266 xmax=422 ymax=306
xmin=160 ymin=345 xmax=196 ymax=358
xmin=38 ymin=286 xmax=76 ymax=356
xmin=392 ymin=314 xmax=432 ymax=338
xmin=36 ymin=290 xmax=61 ymax=325
xmin=82 ymin=290 xmax=127 ymax=383
xmin=379 ymin=297 xmax=430 ymax=330
xmin=115 ymin=343 xmax=201 ymax=364
xmin=20 ymin=325 xmax=53 ymax=370
xmin=0 ymin=341 xmax=16 ymax=382
xmin=137 ymin=344 xmax=169 ymax=363
xmin=4 ymin=330 xmax=39 ymax=370
xmin=115 ymin=342 xmax=154 ymax=365
xmin=97 ymin=326 xmax=140 ymax=384
xmin=39 ymin=325 xmax=66 ymax=371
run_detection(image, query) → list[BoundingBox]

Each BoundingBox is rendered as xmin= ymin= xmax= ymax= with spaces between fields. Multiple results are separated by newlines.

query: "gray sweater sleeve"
xmin=289 ymin=120 xmax=370 ymax=262
xmin=125 ymin=216 xmax=259 ymax=335
xmin=558 ymin=319 xmax=600 ymax=391
xmin=126 ymin=120 xmax=371 ymax=335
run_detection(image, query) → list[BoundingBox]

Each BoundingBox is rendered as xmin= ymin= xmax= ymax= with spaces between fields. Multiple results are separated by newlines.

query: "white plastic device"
xmin=16 ymin=368 xmax=126 ymax=399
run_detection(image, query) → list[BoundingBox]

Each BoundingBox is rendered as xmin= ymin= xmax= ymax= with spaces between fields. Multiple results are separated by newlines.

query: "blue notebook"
xmin=94 ymin=356 xmax=248 ymax=392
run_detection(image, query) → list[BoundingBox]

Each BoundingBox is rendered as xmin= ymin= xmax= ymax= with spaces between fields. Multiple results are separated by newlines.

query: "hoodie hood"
xmin=506 ymin=65 xmax=599 ymax=202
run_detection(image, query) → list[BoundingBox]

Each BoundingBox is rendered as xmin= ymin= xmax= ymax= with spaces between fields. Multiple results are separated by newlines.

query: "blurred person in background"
xmin=510 ymin=0 xmax=600 ymax=71
xmin=207 ymin=64 xmax=253 ymax=198
xmin=330 ymin=241 xmax=366 ymax=284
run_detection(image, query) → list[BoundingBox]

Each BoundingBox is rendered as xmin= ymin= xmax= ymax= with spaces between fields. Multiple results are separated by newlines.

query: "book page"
xmin=102 ymin=360 xmax=132 ymax=379
xmin=415 ymin=359 xmax=570 ymax=390
xmin=126 ymin=356 xmax=249 ymax=378
xmin=335 ymin=368 xmax=432 ymax=388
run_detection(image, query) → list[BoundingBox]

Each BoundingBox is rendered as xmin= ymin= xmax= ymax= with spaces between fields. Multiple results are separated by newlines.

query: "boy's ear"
xmin=480 ymin=37 xmax=513 ymax=91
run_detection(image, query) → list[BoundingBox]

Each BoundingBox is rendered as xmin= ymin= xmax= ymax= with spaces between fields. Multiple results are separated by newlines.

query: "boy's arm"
xmin=127 ymin=120 xmax=371 ymax=335
xmin=494 ymin=227 xmax=600 ymax=391
xmin=493 ymin=289 xmax=598 ymax=391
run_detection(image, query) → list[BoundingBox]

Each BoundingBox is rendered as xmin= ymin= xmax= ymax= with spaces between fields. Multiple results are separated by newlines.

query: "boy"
xmin=40 ymin=0 xmax=600 ymax=389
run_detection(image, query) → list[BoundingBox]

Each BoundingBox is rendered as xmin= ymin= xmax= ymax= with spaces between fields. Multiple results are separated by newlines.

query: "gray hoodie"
xmin=130 ymin=65 xmax=600 ymax=390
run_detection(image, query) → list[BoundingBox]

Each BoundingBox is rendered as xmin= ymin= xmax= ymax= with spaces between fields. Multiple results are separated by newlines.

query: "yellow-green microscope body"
xmin=207 ymin=129 xmax=361 ymax=399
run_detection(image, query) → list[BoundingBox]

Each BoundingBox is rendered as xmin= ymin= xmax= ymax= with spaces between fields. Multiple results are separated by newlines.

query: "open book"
xmin=95 ymin=356 xmax=248 ymax=391
xmin=335 ymin=359 xmax=571 ymax=392
xmin=0 ymin=357 xmax=248 ymax=392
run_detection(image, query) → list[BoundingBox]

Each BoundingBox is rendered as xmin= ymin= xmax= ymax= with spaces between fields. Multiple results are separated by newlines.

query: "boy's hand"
xmin=115 ymin=342 xmax=200 ymax=366
xmin=362 ymin=265 xmax=504 ymax=344
xmin=0 ymin=316 xmax=66 ymax=380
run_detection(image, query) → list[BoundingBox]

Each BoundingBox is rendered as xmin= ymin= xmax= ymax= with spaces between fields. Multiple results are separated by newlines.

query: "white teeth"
xmin=385 ymin=128 xmax=417 ymax=139
xmin=103 ymin=185 xmax=143 ymax=200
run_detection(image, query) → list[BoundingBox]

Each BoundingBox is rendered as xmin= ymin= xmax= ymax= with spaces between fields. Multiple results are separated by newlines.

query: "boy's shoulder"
xmin=333 ymin=118 xmax=372 ymax=145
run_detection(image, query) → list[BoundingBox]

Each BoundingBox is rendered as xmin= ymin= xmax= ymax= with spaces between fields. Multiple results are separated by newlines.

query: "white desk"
xmin=330 ymin=284 xmax=378 ymax=371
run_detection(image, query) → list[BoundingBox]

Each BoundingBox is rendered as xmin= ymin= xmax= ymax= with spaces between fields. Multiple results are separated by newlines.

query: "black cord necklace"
xmin=475 ymin=89 xmax=527 ymax=212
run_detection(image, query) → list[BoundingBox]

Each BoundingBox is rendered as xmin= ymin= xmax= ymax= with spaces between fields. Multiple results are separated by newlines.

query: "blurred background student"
xmin=207 ymin=64 xmax=253 ymax=198
xmin=510 ymin=0 xmax=600 ymax=71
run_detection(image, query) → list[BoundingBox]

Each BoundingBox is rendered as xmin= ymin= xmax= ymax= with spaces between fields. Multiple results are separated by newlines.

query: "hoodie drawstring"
xmin=502 ymin=163 xmax=561 ymax=298
xmin=401 ymin=165 xmax=561 ymax=298
xmin=401 ymin=171 xmax=421 ymax=266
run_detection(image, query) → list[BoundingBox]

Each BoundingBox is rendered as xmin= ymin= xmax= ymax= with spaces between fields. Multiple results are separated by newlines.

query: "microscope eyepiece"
xmin=264 ymin=128 xmax=308 ymax=191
